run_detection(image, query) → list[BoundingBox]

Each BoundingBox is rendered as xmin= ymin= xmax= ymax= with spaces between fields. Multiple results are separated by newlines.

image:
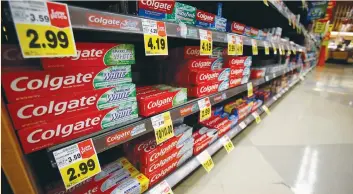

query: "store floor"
xmin=174 ymin=64 xmax=353 ymax=194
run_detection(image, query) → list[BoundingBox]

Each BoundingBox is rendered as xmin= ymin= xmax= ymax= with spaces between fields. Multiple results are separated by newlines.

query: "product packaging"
xmin=109 ymin=173 xmax=150 ymax=194
xmin=192 ymin=127 xmax=218 ymax=155
xmin=177 ymin=68 xmax=230 ymax=85
xmin=195 ymin=9 xmax=216 ymax=29
xmin=165 ymin=2 xmax=196 ymax=25
xmin=228 ymin=21 xmax=246 ymax=35
xmin=187 ymin=80 xmax=229 ymax=97
xmin=229 ymin=78 xmax=242 ymax=88
xmin=224 ymin=56 xmax=252 ymax=68
xmin=170 ymin=46 xmax=225 ymax=59
xmin=211 ymin=16 xmax=227 ymax=32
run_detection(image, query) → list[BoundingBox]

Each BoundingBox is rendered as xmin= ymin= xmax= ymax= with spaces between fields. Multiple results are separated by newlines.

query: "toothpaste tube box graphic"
xmin=1 ymin=44 xmax=42 ymax=72
xmin=106 ymin=173 xmax=149 ymax=194
xmin=138 ymin=8 xmax=167 ymax=20
xmin=187 ymin=80 xmax=229 ymax=97
xmin=230 ymin=66 xmax=251 ymax=78
xmin=18 ymin=102 xmax=138 ymax=153
xmin=195 ymin=9 xmax=216 ymax=29
xmin=140 ymin=137 xmax=194 ymax=176
xmin=138 ymin=87 xmax=187 ymax=117
xmin=228 ymin=21 xmax=246 ymax=35
xmin=148 ymin=148 xmax=193 ymax=186
xmin=177 ymin=68 xmax=230 ymax=85
xmin=211 ymin=16 xmax=227 ymax=32
xmin=8 ymin=85 xmax=137 ymax=129
xmin=224 ymin=56 xmax=252 ymax=68
xmin=2 ymin=66 xmax=132 ymax=103
xmin=165 ymin=2 xmax=196 ymax=25
xmin=41 ymin=43 xmax=135 ymax=69
xmin=229 ymin=78 xmax=242 ymax=88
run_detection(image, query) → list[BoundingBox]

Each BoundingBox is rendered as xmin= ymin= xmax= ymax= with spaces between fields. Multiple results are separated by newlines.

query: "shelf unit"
xmin=145 ymin=64 xmax=316 ymax=193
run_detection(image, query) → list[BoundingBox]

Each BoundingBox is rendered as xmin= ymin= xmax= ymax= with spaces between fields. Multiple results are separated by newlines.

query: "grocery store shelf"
xmin=68 ymin=6 xmax=305 ymax=51
xmin=145 ymin=64 xmax=316 ymax=193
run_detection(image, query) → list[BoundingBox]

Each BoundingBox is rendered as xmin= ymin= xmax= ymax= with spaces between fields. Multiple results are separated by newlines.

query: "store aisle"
xmin=174 ymin=64 xmax=353 ymax=194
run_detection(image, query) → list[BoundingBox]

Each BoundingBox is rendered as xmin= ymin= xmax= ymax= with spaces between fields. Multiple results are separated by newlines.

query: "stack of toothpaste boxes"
xmin=224 ymin=56 xmax=252 ymax=88
xmin=46 ymin=157 xmax=150 ymax=194
xmin=124 ymin=121 xmax=194 ymax=186
xmin=1 ymin=43 xmax=139 ymax=154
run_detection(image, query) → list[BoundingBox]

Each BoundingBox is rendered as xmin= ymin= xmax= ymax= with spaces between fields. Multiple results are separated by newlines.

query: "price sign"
xmin=197 ymin=150 xmax=214 ymax=173
xmin=265 ymin=76 xmax=269 ymax=81
xmin=53 ymin=139 xmax=101 ymax=189
xmin=273 ymin=96 xmax=278 ymax=100
xmin=278 ymin=45 xmax=283 ymax=55
xmin=9 ymin=1 xmax=76 ymax=58
xmin=263 ymin=0 xmax=269 ymax=6
xmin=239 ymin=122 xmax=247 ymax=129
xmin=199 ymin=29 xmax=212 ymax=56
xmin=221 ymin=135 xmax=234 ymax=153
xmin=151 ymin=112 xmax=174 ymax=145
xmin=262 ymin=105 xmax=271 ymax=115
xmin=271 ymin=42 xmax=277 ymax=55
xmin=251 ymin=39 xmax=258 ymax=55
xmin=198 ymin=97 xmax=211 ymax=122
xmin=227 ymin=34 xmax=236 ymax=55
xmin=273 ymin=73 xmax=276 ymax=78
xmin=286 ymin=44 xmax=291 ymax=56
xmin=292 ymin=46 xmax=297 ymax=54
xmin=142 ymin=19 xmax=168 ymax=56
xmin=235 ymin=36 xmax=243 ymax=55
xmin=264 ymin=41 xmax=270 ymax=55
xmin=247 ymin=82 xmax=253 ymax=97
xmin=252 ymin=112 xmax=261 ymax=124
xmin=150 ymin=180 xmax=174 ymax=194
xmin=289 ymin=18 xmax=292 ymax=26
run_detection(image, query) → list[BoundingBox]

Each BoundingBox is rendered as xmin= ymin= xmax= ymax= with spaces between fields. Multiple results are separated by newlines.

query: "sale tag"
xmin=197 ymin=150 xmax=214 ymax=173
xmin=239 ymin=122 xmax=247 ymax=129
xmin=53 ymin=139 xmax=101 ymax=190
xmin=289 ymin=18 xmax=292 ymax=26
xmin=262 ymin=105 xmax=271 ymax=115
xmin=264 ymin=41 xmax=270 ymax=55
xmin=150 ymin=180 xmax=174 ymax=194
xmin=251 ymin=39 xmax=258 ymax=55
xmin=227 ymin=34 xmax=236 ymax=55
xmin=278 ymin=45 xmax=283 ymax=55
xmin=247 ymin=82 xmax=253 ymax=97
xmin=221 ymin=135 xmax=234 ymax=153
xmin=263 ymin=0 xmax=269 ymax=6
xmin=235 ymin=36 xmax=243 ymax=55
xmin=198 ymin=97 xmax=211 ymax=122
xmin=292 ymin=46 xmax=297 ymax=54
xmin=199 ymin=29 xmax=212 ymax=55
xmin=252 ymin=112 xmax=261 ymax=124
xmin=9 ymin=1 xmax=76 ymax=58
xmin=273 ymin=96 xmax=278 ymax=100
xmin=286 ymin=44 xmax=291 ymax=56
xmin=142 ymin=19 xmax=168 ymax=56
xmin=151 ymin=112 xmax=174 ymax=145
xmin=265 ymin=76 xmax=269 ymax=81
xmin=271 ymin=42 xmax=277 ymax=55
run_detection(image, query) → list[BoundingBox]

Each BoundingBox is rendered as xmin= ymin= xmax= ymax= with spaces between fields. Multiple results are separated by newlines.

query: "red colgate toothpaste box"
xmin=140 ymin=137 xmax=193 ymax=176
xmin=195 ymin=9 xmax=216 ymax=29
xmin=170 ymin=46 xmax=225 ymax=59
xmin=213 ymin=118 xmax=232 ymax=137
xmin=41 ymin=43 xmax=135 ymax=69
xmin=184 ymin=58 xmax=224 ymax=71
xmin=177 ymin=68 xmax=230 ymax=85
xmin=193 ymin=127 xmax=218 ymax=155
xmin=138 ymin=0 xmax=175 ymax=14
xmin=228 ymin=21 xmax=246 ymax=35
xmin=18 ymin=102 xmax=138 ymax=153
xmin=224 ymin=56 xmax=252 ymax=68
xmin=250 ymin=27 xmax=259 ymax=38
xmin=148 ymin=148 xmax=193 ymax=186
xmin=187 ymin=80 xmax=229 ymax=97
xmin=229 ymin=78 xmax=242 ymax=88
xmin=2 ymin=66 xmax=132 ymax=103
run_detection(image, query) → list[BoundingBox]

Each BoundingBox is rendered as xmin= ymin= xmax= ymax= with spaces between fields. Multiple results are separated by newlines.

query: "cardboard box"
xmin=187 ymin=80 xmax=229 ymax=97
xmin=177 ymin=68 xmax=229 ymax=85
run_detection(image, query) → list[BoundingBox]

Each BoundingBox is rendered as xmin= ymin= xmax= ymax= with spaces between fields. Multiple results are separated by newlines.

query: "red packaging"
xmin=182 ymin=46 xmax=225 ymax=59
xmin=214 ymin=119 xmax=232 ymax=137
xmin=130 ymin=138 xmax=156 ymax=166
xmin=230 ymin=68 xmax=244 ymax=78
xmin=200 ymin=115 xmax=222 ymax=128
xmin=229 ymin=78 xmax=242 ymax=88
xmin=250 ymin=27 xmax=259 ymax=37
xmin=230 ymin=22 xmax=246 ymax=35
xmin=185 ymin=58 xmax=223 ymax=71
xmin=192 ymin=127 xmax=218 ymax=146
xmin=1 ymin=44 xmax=42 ymax=72
xmin=224 ymin=56 xmax=252 ymax=68
xmin=187 ymin=80 xmax=229 ymax=97
xmin=137 ymin=89 xmax=162 ymax=100
xmin=196 ymin=10 xmax=216 ymax=24
xmin=250 ymin=68 xmax=266 ymax=79
xmin=138 ymin=0 xmax=175 ymax=14
xmin=177 ymin=68 xmax=230 ymax=85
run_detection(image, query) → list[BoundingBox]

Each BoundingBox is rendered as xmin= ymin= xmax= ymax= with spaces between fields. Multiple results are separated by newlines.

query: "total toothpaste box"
xmin=41 ymin=43 xmax=135 ymax=69
xmin=8 ymin=85 xmax=136 ymax=129
xmin=211 ymin=16 xmax=227 ymax=32
xmin=229 ymin=78 xmax=242 ymax=88
xmin=2 ymin=66 xmax=132 ymax=103
xmin=228 ymin=21 xmax=246 ymax=35
xmin=18 ymin=102 xmax=138 ymax=153
xmin=230 ymin=66 xmax=251 ymax=78
xmin=224 ymin=56 xmax=252 ymax=68
xmin=195 ymin=9 xmax=215 ymax=29
xmin=177 ymin=68 xmax=230 ymax=85
xmin=187 ymin=80 xmax=229 ymax=97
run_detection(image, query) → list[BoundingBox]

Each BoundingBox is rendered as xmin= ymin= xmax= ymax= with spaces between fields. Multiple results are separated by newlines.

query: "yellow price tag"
xmin=262 ymin=105 xmax=271 ymax=115
xmin=199 ymin=29 xmax=212 ymax=56
xmin=227 ymin=34 xmax=236 ymax=55
xmin=142 ymin=20 xmax=168 ymax=56
xmin=151 ymin=112 xmax=174 ymax=145
xmin=247 ymin=82 xmax=253 ymax=97
xmin=252 ymin=112 xmax=261 ymax=124
xmin=271 ymin=42 xmax=277 ymax=55
xmin=289 ymin=18 xmax=292 ymax=26
xmin=197 ymin=151 xmax=214 ymax=173
xmin=53 ymin=139 xmax=101 ymax=190
xmin=221 ymin=136 xmax=234 ymax=153
xmin=198 ymin=97 xmax=211 ymax=122
xmin=235 ymin=36 xmax=243 ymax=55
xmin=9 ymin=1 xmax=76 ymax=58
xmin=251 ymin=39 xmax=258 ymax=55
xmin=264 ymin=41 xmax=270 ymax=55
xmin=292 ymin=46 xmax=297 ymax=54
xmin=263 ymin=0 xmax=269 ymax=6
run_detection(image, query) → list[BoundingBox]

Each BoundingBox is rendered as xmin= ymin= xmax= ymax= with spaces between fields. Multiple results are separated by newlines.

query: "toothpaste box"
xmin=228 ymin=21 xmax=246 ymax=35
xmin=213 ymin=118 xmax=233 ymax=137
xmin=187 ymin=80 xmax=229 ymax=97
xmin=138 ymin=87 xmax=187 ymax=117
xmin=148 ymin=149 xmax=193 ymax=186
xmin=195 ymin=9 xmax=216 ymax=29
xmin=17 ymin=102 xmax=138 ymax=153
xmin=250 ymin=27 xmax=259 ymax=38
xmin=165 ymin=2 xmax=196 ymax=25
xmin=229 ymin=78 xmax=242 ymax=88
xmin=244 ymin=26 xmax=251 ymax=36
xmin=230 ymin=66 xmax=251 ymax=78
xmin=224 ymin=56 xmax=252 ymax=68
xmin=193 ymin=127 xmax=218 ymax=155
xmin=169 ymin=46 xmax=225 ymax=59
xmin=211 ymin=16 xmax=227 ymax=32
xmin=185 ymin=58 xmax=224 ymax=71
xmin=107 ymin=173 xmax=149 ymax=194
xmin=41 ymin=43 xmax=135 ymax=69
xmin=8 ymin=86 xmax=136 ymax=129
xmin=2 ymin=66 xmax=132 ymax=103
xmin=177 ymin=68 xmax=230 ymax=85
xmin=138 ymin=0 xmax=175 ymax=14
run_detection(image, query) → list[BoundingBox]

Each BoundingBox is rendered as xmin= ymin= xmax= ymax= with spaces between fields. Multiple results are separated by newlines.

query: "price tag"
xmin=235 ymin=36 xmax=243 ymax=55
xmin=150 ymin=180 xmax=174 ymax=194
xmin=265 ymin=76 xmax=269 ymax=81
xmin=271 ymin=42 xmax=277 ymax=55
xmin=278 ymin=45 xmax=282 ymax=55
xmin=197 ymin=150 xmax=214 ymax=173
xmin=198 ymin=97 xmax=211 ymax=122
xmin=9 ymin=1 xmax=76 ymax=58
xmin=247 ymin=82 xmax=253 ymax=97
xmin=273 ymin=73 xmax=276 ymax=78
xmin=286 ymin=44 xmax=291 ymax=56
xmin=263 ymin=0 xmax=269 ymax=6
xmin=273 ymin=96 xmax=278 ymax=100
xmin=142 ymin=19 xmax=168 ymax=56
xmin=289 ymin=18 xmax=292 ymax=26
xmin=239 ymin=122 xmax=247 ymax=129
xmin=264 ymin=41 xmax=270 ymax=55
xmin=53 ymin=139 xmax=101 ymax=189
xmin=251 ymin=39 xmax=258 ymax=55
xmin=227 ymin=34 xmax=236 ymax=55
xmin=262 ymin=105 xmax=271 ymax=115
xmin=221 ymin=136 xmax=234 ymax=153
xmin=252 ymin=112 xmax=261 ymax=124
xmin=292 ymin=46 xmax=297 ymax=54
xmin=199 ymin=29 xmax=212 ymax=56
xmin=151 ymin=112 xmax=174 ymax=145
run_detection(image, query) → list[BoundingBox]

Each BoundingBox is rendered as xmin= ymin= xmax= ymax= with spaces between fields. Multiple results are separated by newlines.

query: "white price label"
xmin=150 ymin=180 xmax=174 ymax=194
xmin=239 ymin=122 xmax=247 ymax=129
xmin=196 ymin=150 xmax=214 ymax=172
xmin=265 ymin=76 xmax=269 ymax=81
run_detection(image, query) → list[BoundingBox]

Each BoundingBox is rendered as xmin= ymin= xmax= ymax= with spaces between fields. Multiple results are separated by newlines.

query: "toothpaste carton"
xmin=244 ymin=26 xmax=251 ymax=36
xmin=195 ymin=9 xmax=216 ymax=29
xmin=224 ymin=56 xmax=252 ymax=68
xmin=185 ymin=58 xmax=224 ymax=71
xmin=18 ymin=102 xmax=138 ymax=153
xmin=177 ymin=68 xmax=230 ymax=85
xmin=187 ymin=80 xmax=229 ymax=97
xmin=2 ymin=66 xmax=132 ymax=103
xmin=230 ymin=66 xmax=251 ymax=78
xmin=107 ymin=173 xmax=149 ymax=194
xmin=182 ymin=46 xmax=225 ymax=59
xmin=228 ymin=21 xmax=246 ymax=35
xmin=165 ymin=2 xmax=196 ymax=25
xmin=8 ymin=86 xmax=136 ymax=129
xmin=229 ymin=78 xmax=242 ymax=88
xmin=41 ymin=43 xmax=135 ymax=69
xmin=138 ymin=0 xmax=175 ymax=14
xmin=250 ymin=27 xmax=259 ymax=38
xmin=211 ymin=16 xmax=227 ymax=32
xmin=192 ymin=127 xmax=218 ymax=155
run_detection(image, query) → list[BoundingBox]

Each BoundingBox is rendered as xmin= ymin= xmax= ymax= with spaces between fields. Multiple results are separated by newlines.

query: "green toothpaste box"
xmin=166 ymin=2 xmax=196 ymax=25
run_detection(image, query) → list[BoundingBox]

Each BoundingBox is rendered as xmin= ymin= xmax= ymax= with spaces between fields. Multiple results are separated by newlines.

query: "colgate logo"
xmin=147 ymin=97 xmax=172 ymax=109
xmin=230 ymin=78 xmax=241 ymax=85
xmin=231 ymin=22 xmax=245 ymax=34
xmin=196 ymin=10 xmax=215 ymax=23
xmin=185 ymin=47 xmax=200 ymax=57
xmin=230 ymin=58 xmax=245 ymax=65
xmin=26 ymin=116 xmax=100 ymax=143
xmin=149 ymin=151 xmax=178 ymax=172
xmin=250 ymin=28 xmax=259 ymax=35
xmin=191 ymin=61 xmax=211 ymax=68
xmin=231 ymin=68 xmax=243 ymax=75
xmin=106 ymin=130 xmax=131 ymax=143
xmin=199 ymin=72 xmax=219 ymax=81
xmin=9 ymin=73 xmax=93 ymax=92
xmin=150 ymin=161 xmax=177 ymax=183
xmin=200 ymin=84 xmax=218 ymax=94
xmin=137 ymin=140 xmax=155 ymax=152
xmin=139 ymin=0 xmax=175 ymax=14
xmin=149 ymin=141 xmax=177 ymax=162
xmin=72 ymin=48 xmax=103 ymax=60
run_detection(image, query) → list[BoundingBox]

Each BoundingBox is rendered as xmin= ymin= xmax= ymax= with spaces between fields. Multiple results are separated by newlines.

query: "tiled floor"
xmin=174 ymin=64 xmax=353 ymax=194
